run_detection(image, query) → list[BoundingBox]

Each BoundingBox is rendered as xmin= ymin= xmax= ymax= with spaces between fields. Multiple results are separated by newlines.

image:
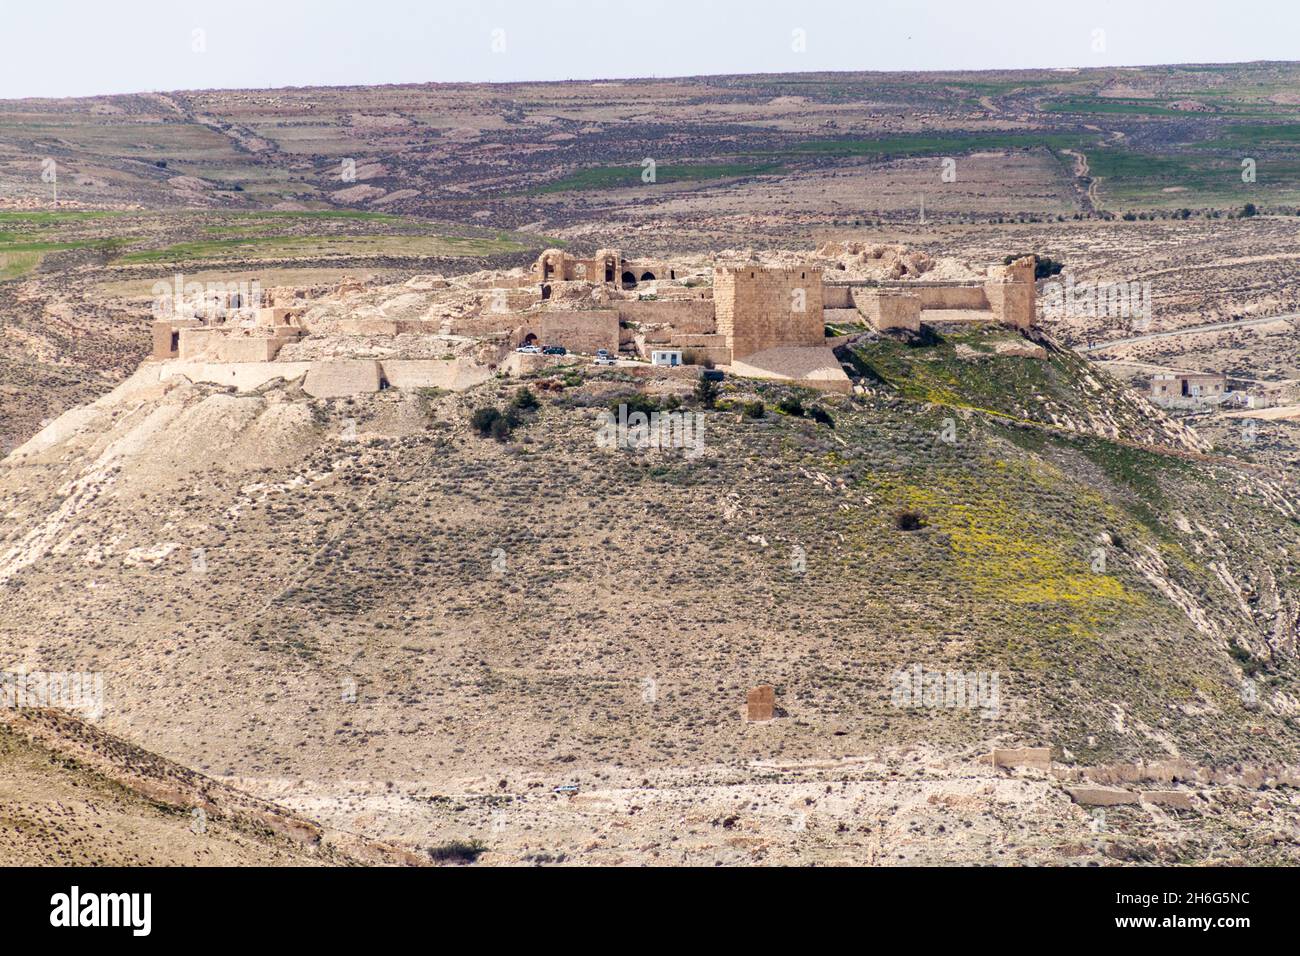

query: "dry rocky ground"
xmin=2 ymin=327 xmax=1297 ymax=864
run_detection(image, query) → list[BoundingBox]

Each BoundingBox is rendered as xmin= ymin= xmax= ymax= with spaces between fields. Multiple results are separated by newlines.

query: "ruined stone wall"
xmin=446 ymin=314 xmax=522 ymax=337
xmin=538 ymin=310 xmax=620 ymax=354
xmin=916 ymin=286 xmax=989 ymax=310
xmin=616 ymin=299 xmax=716 ymax=333
xmin=714 ymin=265 xmax=824 ymax=361
xmin=381 ymin=359 xmax=493 ymax=392
xmin=162 ymin=361 xmax=313 ymax=393
xmin=332 ymin=317 xmax=439 ymax=336
xmin=303 ymin=360 xmax=383 ymax=398
xmin=150 ymin=319 xmax=202 ymax=360
xmin=177 ymin=328 xmax=301 ymax=363
xmin=823 ymin=285 xmax=854 ymax=309
xmin=482 ymin=289 xmax=540 ymax=313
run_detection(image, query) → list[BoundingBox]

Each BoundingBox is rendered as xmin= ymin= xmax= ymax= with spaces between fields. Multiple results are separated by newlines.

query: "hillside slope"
xmin=0 ymin=708 xmax=424 ymax=865
xmin=1 ymin=335 xmax=1298 ymax=862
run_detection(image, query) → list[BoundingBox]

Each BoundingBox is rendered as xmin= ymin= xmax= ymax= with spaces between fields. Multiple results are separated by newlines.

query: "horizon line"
xmin=3 ymin=58 xmax=1297 ymax=104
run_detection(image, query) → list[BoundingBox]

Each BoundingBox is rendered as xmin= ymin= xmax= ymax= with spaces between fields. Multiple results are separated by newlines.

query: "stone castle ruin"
xmin=145 ymin=247 xmax=1039 ymax=399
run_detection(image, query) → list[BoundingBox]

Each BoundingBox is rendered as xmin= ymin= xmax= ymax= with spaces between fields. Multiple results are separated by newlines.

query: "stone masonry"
xmin=714 ymin=265 xmax=825 ymax=361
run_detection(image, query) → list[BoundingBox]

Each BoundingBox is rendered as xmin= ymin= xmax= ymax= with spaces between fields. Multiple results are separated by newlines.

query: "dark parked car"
xmin=542 ymin=345 xmax=567 ymax=355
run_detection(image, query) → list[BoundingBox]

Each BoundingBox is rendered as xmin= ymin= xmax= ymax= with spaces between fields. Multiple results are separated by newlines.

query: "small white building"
xmin=651 ymin=349 xmax=683 ymax=367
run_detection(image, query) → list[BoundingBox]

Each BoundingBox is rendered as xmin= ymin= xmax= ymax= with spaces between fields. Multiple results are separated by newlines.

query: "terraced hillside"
xmin=1 ymin=327 xmax=1296 ymax=863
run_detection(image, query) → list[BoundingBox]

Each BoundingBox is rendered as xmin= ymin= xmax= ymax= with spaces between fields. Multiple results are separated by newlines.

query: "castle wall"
xmin=162 ymin=361 xmax=312 ymax=392
xmin=446 ymin=314 xmax=520 ymax=337
xmin=537 ymin=310 xmax=620 ymax=354
xmin=332 ymin=317 xmax=438 ymax=336
xmin=823 ymin=285 xmax=854 ymax=309
xmin=854 ymin=289 xmax=921 ymax=332
xmin=303 ymin=360 xmax=383 ymax=398
xmin=729 ymin=346 xmax=852 ymax=394
xmin=159 ymin=359 xmax=491 ymax=395
xmin=178 ymin=328 xmax=298 ymax=363
xmin=916 ymin=286 xmax=989 ymax=310
xmin=381 ymin=359 xmax=493 ymax=392
xmin=616 ymin=299 xmax=716 ymax=333
xmin=714 ymin=265 xmax=824 ymax=361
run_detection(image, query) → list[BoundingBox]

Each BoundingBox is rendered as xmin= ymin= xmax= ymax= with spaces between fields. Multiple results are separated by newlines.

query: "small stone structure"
xmin=830 ymin=255 xmax=1038 ymax=334
xmin=991 ymin=747 xmax=1052 ymax=771
xmin=1150 ymin=372 xmax=1228 ymax=408
xmin=150 ymin=319 xmax=203 ymax=359
xmin=746 ymin=685 xmax=776 ymax=722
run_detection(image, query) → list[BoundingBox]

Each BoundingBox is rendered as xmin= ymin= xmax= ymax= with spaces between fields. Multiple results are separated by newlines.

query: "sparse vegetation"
xmin=894 ymin=509 xmax=927 ymax=532
xmin=694 ymin=375 xmax=719 ymax=409
xmin=471 ymin=406 xmax=521 ymax=441
xmin=427 ymin=839 xmax=487 ymax=863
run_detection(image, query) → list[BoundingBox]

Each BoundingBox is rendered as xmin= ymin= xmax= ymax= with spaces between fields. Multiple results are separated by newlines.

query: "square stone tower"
xmin=984 ymin=255 xmax=1037 ymax=329
xmin=714 ymin=264 xmax=825 ymax=361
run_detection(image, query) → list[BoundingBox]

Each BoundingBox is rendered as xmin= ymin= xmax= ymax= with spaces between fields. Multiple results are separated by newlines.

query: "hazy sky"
xmin=2 ymin=0 xmax=1295 ymax=99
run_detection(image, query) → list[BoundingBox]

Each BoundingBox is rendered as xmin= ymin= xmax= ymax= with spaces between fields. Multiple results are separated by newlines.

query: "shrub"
xmin=427 ymin=839 xmax=487 ymax=864
xmin=611 ymin=393 xmax=659 ymax=417
xmin=808 ymin=405 xmax=835 ymax=428
xmin=777 ymin=396 xmax=805 ymax=417
xmin=1229 ymin=642 xmax=1261 ymax=676
xmin=470 ymin=407 xmax=500 ymax=436
xmin=894 ymin=510 xmax=926 ymax=532
xmin=741 ymin=401 xmax=765 ymax=419
xmin=471 ymin=406 xmax=519 ymax=441
xmin=511 ymin=387 xmax=540 ymax=410
xmin=694 ymin=375 xmax=719 ymax=409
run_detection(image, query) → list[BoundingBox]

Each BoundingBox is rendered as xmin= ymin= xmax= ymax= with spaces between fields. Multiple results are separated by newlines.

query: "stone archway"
xmin=640 ymin=271 xmax=655 ymax=282
xmin=541 ymin=284 xmax=552 ymax=300
xmin=621 ymin=271 xmax=638 ymax=290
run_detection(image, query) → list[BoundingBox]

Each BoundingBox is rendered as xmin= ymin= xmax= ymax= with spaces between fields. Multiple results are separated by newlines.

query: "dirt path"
xmin=1059 ymin=148 xmax=1098 ymax=213
xmin=1079 ymin=312 xmax=1300 ymax=352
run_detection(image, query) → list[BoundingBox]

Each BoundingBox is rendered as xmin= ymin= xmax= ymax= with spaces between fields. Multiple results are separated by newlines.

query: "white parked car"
xmin=516 ymin=344 xmax=542 ymax=354
xmin=593 ymin=348 xmax=616 ymax=366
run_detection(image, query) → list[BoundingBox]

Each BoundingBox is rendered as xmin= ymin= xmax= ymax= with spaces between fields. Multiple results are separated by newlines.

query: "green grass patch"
xmin=119 ymin=231 xmax=533 ymax=264
xmin=531 ymin=161 xmax=784 ymax=194
xmin=781 ymin=131 xmax=1090 ymax=158
xmin=0 ymin=210 xmax=124 ymax=225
